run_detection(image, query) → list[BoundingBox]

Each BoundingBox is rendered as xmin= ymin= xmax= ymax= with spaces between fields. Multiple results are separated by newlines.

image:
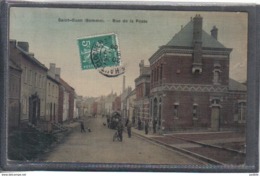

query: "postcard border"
xmin=0 ymin=1 xmax=259 ymax=172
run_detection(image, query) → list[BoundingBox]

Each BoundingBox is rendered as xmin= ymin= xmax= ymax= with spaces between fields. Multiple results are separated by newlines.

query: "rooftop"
xmin=166 ymin=20 xmax=226 ymax=49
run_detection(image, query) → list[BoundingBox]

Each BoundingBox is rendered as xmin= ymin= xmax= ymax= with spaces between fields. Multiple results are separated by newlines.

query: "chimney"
xmin=193 ymin=14 xmax=202 ymax=43
xmin=55 ymin=67 xmax=61 ymax=79
xmin=211 ymin=26 xmax=218 ymax=40
xmin=10 ymin=40 xmax=17 ymax=48
xmin=122 ymin=75 xmax=125 ymax=93
xmin=17 ymin=41 xmax=29 ymax=52
xmin=192 ymin=14 xmax=203 ymax=74
xmin=139 ymin=60 xmax=144 ymax=74
xmin=50 ymin=63 xmax=56 ymax=73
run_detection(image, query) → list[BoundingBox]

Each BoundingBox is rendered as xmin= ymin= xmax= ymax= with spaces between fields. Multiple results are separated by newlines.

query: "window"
xmin=38 ymin=74 xmax=41 ymax=88
xmin=213 ymin=63 xmax=221 ymax=85
xmin=211 ymin=99 xmax=220 ymax=105
xmin=157 ymin=66 xmax=159 ymax=82
xmin=193 ymin=104 xmax=198 ymax=120
xmin=30 ymin=70 xmax=33 ymax=85
xmin=22 ymin=98 xmax=27 ymax=114
xmin=48 ymin=82 xmax=50 ymax=96
xmin=238 ymin=101 xmax=246 ymax=123
xmin=160 ymin=64 xmax=163 ymax=83
xmin=29 ymin=70 xmax=32 ymax=85
xmin=24 ymin=66 xmax=27 ymax=83
xmin=151 ymin=70 xmax=154 ymax=86
xmin=52 ymin=85 xmax=54 ymax=97
xmin=42 ymin=76 xmax=45 ymax=88
xmin=39 ymin=76 xmax=41 ymax=89
xmin=173 ymin=103 xmax=179 ymax=119
xmin=154 ymin=69 xmax=157 ymax=83
xmin=35 ymin=73 xmax=37 ymax=87
xmin=213 ymin=70 xmax=220 ymax=84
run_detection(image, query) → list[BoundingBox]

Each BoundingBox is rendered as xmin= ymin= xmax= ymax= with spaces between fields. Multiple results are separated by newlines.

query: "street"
xmin=43 ymin=116 xmax=205 ymax=165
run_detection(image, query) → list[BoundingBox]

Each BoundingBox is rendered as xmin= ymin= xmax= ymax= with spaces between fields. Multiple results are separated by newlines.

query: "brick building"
xmin=92 ymin=101 xmax=98 ymax=116
xmin=135 ymin=60 xmax=151 ymax=127
xmin=125 ymin=89 xmax=136 ymax=124
xmin=149 ymin=15 xmax=246 ymax=132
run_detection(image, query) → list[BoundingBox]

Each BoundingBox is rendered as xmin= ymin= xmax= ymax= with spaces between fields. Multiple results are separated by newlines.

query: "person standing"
xmin=127 ymin=121 xmax=132 ymax=138
xmin=117 ymin=120 xmax=124 ymax=142
xmin=153 ymin=119 xmax=157 ymax=133
xmin=80 ymin=121 xmax=86 ymax=133
xmin=145 ymin=120 xmax=149 ymax=135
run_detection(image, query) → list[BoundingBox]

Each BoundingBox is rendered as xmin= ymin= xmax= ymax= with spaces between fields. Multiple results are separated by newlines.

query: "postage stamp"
xmin=77 ymin=33 xmax=122 ymax=73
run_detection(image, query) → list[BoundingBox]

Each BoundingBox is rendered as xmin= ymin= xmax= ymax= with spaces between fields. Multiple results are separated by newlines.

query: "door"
xmin=211 ymin=106 xmax=220 ymax=131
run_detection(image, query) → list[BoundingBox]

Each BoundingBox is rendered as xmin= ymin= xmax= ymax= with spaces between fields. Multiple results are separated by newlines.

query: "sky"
xmin=10 ymin=8 xmax=248 ymax=97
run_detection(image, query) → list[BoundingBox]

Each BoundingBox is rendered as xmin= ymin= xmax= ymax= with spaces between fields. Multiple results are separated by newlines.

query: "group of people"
xmin=80 ymin=113 xmax=158 ymax=141
xmin=115 ymin=118 xmax=158 ymax=141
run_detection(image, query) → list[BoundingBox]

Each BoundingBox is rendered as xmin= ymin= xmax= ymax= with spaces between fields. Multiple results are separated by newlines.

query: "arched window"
xmin=213 ymin=63 xmax=221 ymax=85
xmin=213 ymin=70 xmax=220 ymax=84
xmin=173 ymin=102 xmax=179 ymax=119
xmin=193 ymin=104 xmax=198 ymax=120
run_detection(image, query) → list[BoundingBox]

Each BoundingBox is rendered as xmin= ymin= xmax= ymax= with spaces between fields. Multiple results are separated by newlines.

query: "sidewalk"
xmin=132 ymin=127 xmax=162 ymax=138
xmin=131 ymin=127 xmax=246 ymax=165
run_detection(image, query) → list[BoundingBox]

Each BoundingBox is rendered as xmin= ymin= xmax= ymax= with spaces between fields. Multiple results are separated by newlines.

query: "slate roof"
xmin=59 ymin=77 xmax=75 ymax=91
xmin=9 ymin=59 xmax=22 ymax=71
xmin=229 ymin=78 xmax=247 ymax=92
xmin=16 ymin=44 xmax=48 ymax=71
xmin=166 ymin=20 xmax=226 ymax=49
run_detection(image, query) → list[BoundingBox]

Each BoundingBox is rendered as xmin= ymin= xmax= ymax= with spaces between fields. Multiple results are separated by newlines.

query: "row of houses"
xmin=76 ymin=92 xmax=121 ymax=118
xmin=9 ymin=40 xmax=77 ymax=133
xmin=122 ymin=14 xmax=247 ymax=133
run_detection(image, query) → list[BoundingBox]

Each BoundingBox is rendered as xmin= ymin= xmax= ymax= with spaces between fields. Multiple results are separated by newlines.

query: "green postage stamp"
xmin=77 ymin=33 xmax=120 ymax=70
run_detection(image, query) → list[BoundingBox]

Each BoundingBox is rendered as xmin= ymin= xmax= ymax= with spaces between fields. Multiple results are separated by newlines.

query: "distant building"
xmin=10 ymin=40 xmax=48 ymax=127
xmin=92 ymin=101 xmax=98 ymax=116
xmin=112 ymin=96 xmax=121 ymax=112
xmin=134 ymin=60 xmax=151 ymax=126
xmin=149 ymin=15 xmax=246 ymax=132
xmin=97 ymin=96 xmax=106 ymax=116
xmin=8 ymin=59 xmax=22 ymax=129
xmin=104 ymin=91 xmax=117 ymax=116
xmin=125 ymin=89 xmax=136 ymax=124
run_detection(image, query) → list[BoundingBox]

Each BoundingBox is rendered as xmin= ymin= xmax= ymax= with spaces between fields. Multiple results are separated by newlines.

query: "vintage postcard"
xmin=5 ymin=5 xmax=254 ymax=171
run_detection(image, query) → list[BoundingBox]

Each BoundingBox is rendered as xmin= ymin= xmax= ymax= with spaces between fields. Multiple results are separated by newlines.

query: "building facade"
xmin=45 ymin=63 xmax=60 ymax=131
xmin=135 ymin=60 xmax=151 ymax=127
xmin=10 ymin=40 xmax=48 ymax=127
xmin=104 ymin=92 xmax=117 ymax=116
xmin=149 ymin=15 xmax=246 ymax=132
xmin=125 ymin=89 xmax=136 ymax=124
xmin=8 ymin=59 xmax=22 ymax=129
xmin=58 ymin=78 xmax=75 ymax=123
